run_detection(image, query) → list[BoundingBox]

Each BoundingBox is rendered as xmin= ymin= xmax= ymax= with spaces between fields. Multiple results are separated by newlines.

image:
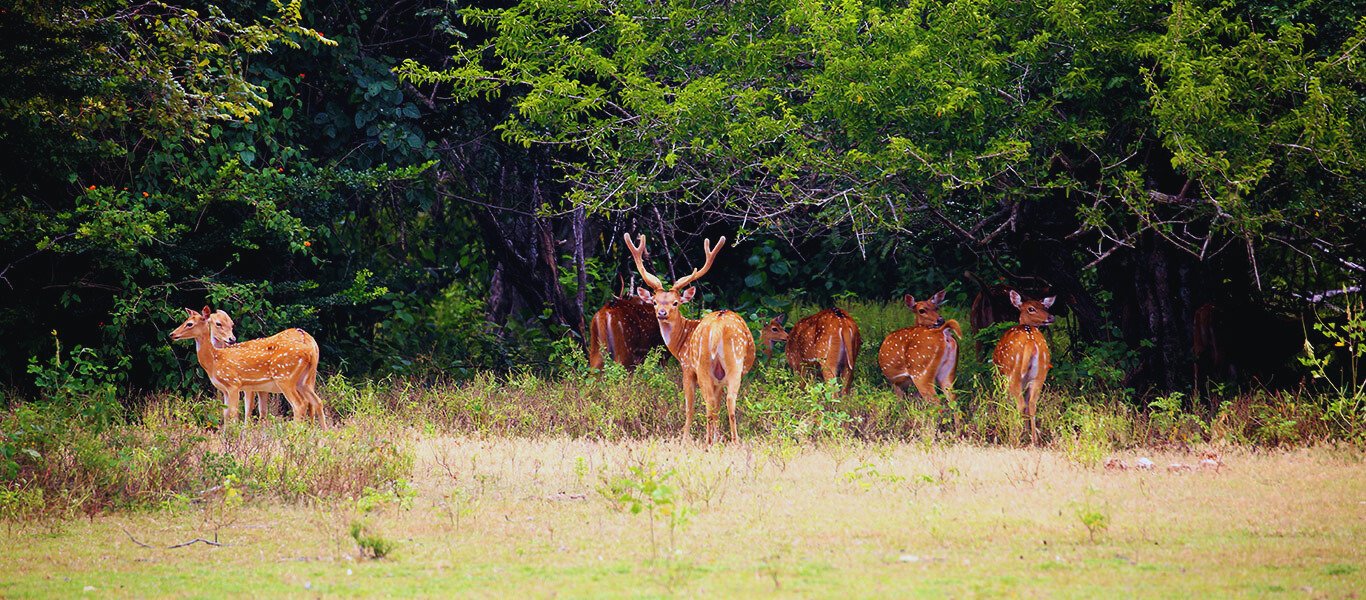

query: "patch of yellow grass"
xmin=3 ymin=436 xmax=1363 ymax=597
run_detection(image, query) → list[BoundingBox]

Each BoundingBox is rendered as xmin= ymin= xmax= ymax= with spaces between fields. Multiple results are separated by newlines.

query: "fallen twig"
xmin=121 ymin=525 xmax=228 ymax=549
xmin=119 ymin=525 xmax=153 ymax=549
xmin=167 ymin=538 xmax=225 ymax=549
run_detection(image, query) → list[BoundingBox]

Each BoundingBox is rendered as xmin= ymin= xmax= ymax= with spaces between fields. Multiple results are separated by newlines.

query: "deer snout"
xmin=656 ymin=309 xmax=669 ymax=320
xmin=226 ymin=336 xmax=238 ymax=345
xmin=934 ymin=317 xmax=945 ymax=327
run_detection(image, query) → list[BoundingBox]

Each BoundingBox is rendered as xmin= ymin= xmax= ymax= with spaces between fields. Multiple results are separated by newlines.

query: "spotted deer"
xmin=206 ymin=310 xmax=282 ymax=419
xmin=758 ymin=308 xmax=862 ymax=393
xmin=587 ymin=295 xmax=666 ymax=370
xmin=171 ymin=307 xmax=326 ymax=427
xmin=992 ymin=291 xmax=1056 ymax=445
xmin=877 ymin=290 xmax=961 ymax=407
xmin=624 ymin=233 xmax=755 ymax=443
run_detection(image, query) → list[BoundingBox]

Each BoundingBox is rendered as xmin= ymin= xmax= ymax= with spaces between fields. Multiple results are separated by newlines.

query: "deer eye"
xmin=1028 ymin=307 xmax=1036 ymax=313
xmin=673 ymin=301 xmax=679 ymax=306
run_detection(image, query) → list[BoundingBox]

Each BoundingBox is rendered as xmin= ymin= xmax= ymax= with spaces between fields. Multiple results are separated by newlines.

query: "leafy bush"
xmin=0 ymin=397 xmax=414 ymax=519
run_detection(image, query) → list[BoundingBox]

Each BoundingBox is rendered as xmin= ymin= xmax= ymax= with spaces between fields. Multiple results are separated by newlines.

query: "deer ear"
xmin=184 ymin=308 xmax=199 ymax=318
xmin=904 ymin=294 xmax=916 ymax=308
xmin=1008 ymin=290 xmax=1023 ymax=308
xmin=679 ymin=287 xmax=697 ymax=303
xmin=635 ymin=287 xmax=654 ymax=304
xmin=775 ymin=314 xmax=787 ymax=326
xmin=201 ymin=306 xmax=212 ymax=318
xmin=1042 ymin=296 xmax=1056 ymax=309
xmin=930 ymin=289 xmax=947 ymax=307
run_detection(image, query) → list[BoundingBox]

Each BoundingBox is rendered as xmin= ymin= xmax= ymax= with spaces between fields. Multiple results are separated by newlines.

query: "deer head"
xmin=623 ymin=233 xmax=725 ymax=325
xmin=209 ymin=310 xmax=238 ymax=347
xmin=905 ymin=290 xmax=948 ymax=328
xmin=758 ymin=314 xmax=789 ymax=353
xmin=169 ymin=307 xmax=211 ymax=342
xmin=170 ymin=306 xmax=238 ymax=346
xmin=1009 ymin=290 xmax=1056 ymax=327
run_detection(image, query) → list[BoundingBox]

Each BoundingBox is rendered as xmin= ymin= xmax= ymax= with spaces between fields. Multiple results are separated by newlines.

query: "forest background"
xmin=2 ymin=0 xmax=1363 ymax=402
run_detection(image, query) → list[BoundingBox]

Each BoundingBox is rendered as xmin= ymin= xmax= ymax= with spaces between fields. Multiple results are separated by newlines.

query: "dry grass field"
xmin=4 ymin=434 xmax=1363 ymax=597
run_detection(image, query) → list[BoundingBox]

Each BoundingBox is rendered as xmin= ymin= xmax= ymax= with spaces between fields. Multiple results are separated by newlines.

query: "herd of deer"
xmin=590 ymin=235 xmax=1058 ymax=445
xmin=171 ymin=233 xmax=1057 ymax=444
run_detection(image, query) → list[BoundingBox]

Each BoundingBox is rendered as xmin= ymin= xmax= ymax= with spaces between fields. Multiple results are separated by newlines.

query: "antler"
xmin=672 ymin=236 xmax=726 ymax=290
xmin=623 ymin=233 xmax=665 ymax=292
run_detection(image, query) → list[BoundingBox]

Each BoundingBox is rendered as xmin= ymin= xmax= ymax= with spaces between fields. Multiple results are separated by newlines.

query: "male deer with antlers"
xmin=877 ymin=291 xmax=961 ymax=408
xmin=759 ymin=308 xmax=862 ymax=393
xmin=624 ymin=233 xmax=755 ymax=443
xmin=171 ymin=307 xmax=326 ymax=427
xmin=992 ymin=291 xmax=1056 ymax=445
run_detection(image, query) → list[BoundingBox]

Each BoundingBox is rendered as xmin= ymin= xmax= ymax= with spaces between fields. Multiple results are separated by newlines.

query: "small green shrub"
xmin=598 ymin=459 xmax=692 ymax=559
xmin=1072 ymin=487 xmax=1110 ymax=543
xmin=1148 ymin=392 xmax=1208 ymax=444
xmin=350 ymin=520 xmax=396 ymax=559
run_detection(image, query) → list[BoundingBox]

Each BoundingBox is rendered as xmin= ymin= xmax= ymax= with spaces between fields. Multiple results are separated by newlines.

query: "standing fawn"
xmin=624 ymin=233 xmax=755 ymax=443
xmin=206 ymin=310 xmax=283 ymax=420
xmin=877 ymin=290 xmax=961 ymax=408
xmin=171 ymin=307 xmax=326 ymax=427
xmin=587 ymin=294 xmax=666 ymax=370
xmin=992 ymin=291 xmax=1055 ymax=445
xmin=758 ymin=308 xmax=862 ymax=393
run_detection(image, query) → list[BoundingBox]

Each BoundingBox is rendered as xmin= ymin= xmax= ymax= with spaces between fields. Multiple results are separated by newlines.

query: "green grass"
xmin=4 ymin=296 xmax=1363 ymax=595
xmin=2 ymin=436 xmax=1363 ymax=597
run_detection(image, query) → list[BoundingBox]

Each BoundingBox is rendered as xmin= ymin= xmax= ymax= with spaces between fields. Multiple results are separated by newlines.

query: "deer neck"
xmin=193 ymin=334 xmax=219 ymax=375
xmin=658 ymin=315 xmax=699 ymax=359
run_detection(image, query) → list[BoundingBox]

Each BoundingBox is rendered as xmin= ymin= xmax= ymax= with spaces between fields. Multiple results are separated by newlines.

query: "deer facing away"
xmin=759 ymin=308 xmax=862 ymax=393
xmin=587 ymin=294 xmax=666 ymax=370
xmin=624 ymin=233 xmax=755 ymax=443
xmin=877 ymin=290 xmax=961 ymax=407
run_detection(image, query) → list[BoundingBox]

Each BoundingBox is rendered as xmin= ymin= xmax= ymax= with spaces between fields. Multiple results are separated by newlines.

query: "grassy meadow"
xmin=3 ymin=300 xmax=1364 ymax=596
xmin=2 ymin=432 xmax=1363 ymax=597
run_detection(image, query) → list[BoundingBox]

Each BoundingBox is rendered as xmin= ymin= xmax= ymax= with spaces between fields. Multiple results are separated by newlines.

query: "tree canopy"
xmin=1 ymin=0 xmax=1362 ymax=394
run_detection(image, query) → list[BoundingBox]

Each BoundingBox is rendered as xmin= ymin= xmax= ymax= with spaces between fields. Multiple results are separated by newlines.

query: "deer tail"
xmin=838 ymin=326 xmax=856 ymax=376
xmin=945 ymin=319 xmax=962 ymax=338
xmin=588 ymin=315 xmax=605 ymax=368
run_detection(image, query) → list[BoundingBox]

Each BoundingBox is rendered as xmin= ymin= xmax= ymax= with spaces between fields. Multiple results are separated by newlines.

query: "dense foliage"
xmin=0 ymin=0 xmax=1362 ymax=401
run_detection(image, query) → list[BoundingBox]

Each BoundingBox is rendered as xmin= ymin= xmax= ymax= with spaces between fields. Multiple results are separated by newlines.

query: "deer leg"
xmin=885 ymin=372 xmax=910 ymax=400
xmin=1026 ymin=378 xmax=1045 ymax=446
xmin=819 ymin=360 xmax=838 ymax=385
xmin=294 ymin=367 xmax=325 ymax=427
xmin=277 ymin=384 xmax=309 ymax=423
xmin=220 ymin=391 xmax=232 ymax=429
xmin=308 ymin=389 xmax=324 ymax=425
xmin=939 ymin=376 xmax=959 ymax=427
xmin=1006 ymin=376 xmax=1026 ymax=415
xmin=701 ymin=381 xmax=721 ymax=445
xmin=224 ymin=387 xmax=243 ymax=427
xmin=680 ymin=370 xmax=697 ymax=440
xmin=304 ymin=367 xmax=326 ymax=426
xmin=911 ymin=374 xmax=940 ymax=406
xmin=725 ymin=372 xmax=742 ymax=443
